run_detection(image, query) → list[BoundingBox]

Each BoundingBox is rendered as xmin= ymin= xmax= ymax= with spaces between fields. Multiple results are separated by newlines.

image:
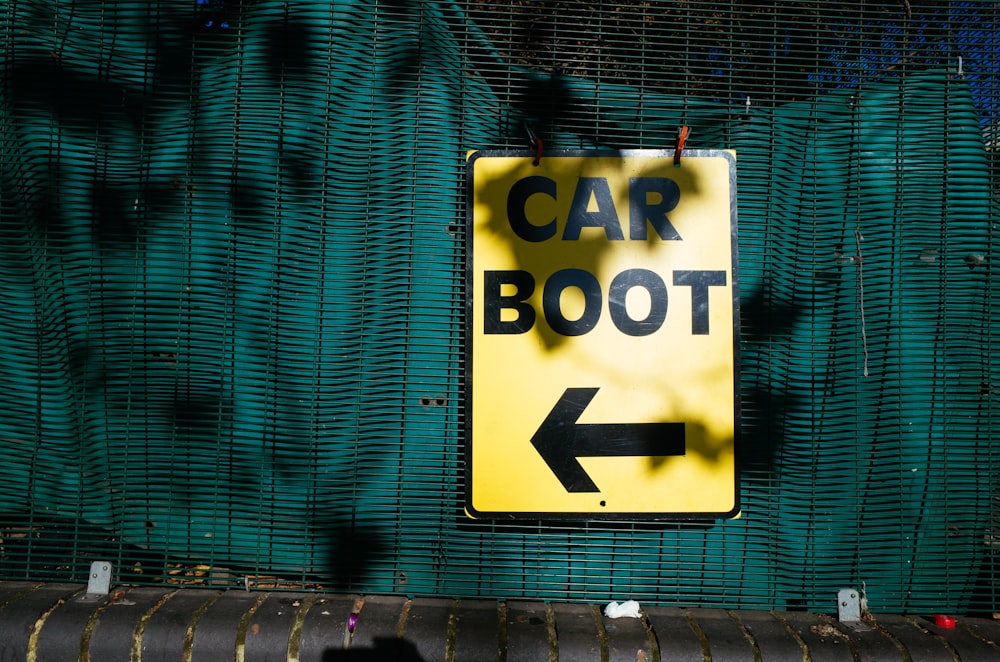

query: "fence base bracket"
xmin=77 ymin=561 xmax=112 ymax=602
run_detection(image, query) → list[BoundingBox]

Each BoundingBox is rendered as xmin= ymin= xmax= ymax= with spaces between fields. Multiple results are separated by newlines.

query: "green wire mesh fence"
xmin=0 ymin=0 xmax=997 ymax=613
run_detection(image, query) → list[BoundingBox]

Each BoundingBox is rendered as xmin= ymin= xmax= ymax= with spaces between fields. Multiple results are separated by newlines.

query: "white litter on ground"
xmin=604 ymin=600 xmax=642 ymax=619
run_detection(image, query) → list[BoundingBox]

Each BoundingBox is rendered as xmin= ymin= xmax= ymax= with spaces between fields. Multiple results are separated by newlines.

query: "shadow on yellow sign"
xmin=466 ymin=149 xmax=739 ymax=519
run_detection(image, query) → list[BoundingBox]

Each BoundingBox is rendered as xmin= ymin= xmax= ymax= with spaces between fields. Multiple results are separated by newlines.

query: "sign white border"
xmin=465 ymin=149 xmax=741 ymax=520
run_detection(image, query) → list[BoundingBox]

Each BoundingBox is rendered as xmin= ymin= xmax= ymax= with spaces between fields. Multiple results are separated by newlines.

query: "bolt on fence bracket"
xmin=78 ymin=561 xmax=113 ymax=601
xmin=838 ymin=588 xmax=862 ymax=622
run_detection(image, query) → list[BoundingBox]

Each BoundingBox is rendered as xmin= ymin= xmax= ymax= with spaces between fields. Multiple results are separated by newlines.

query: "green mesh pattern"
xmin=0 ymin=1 xmax=997 ymax=612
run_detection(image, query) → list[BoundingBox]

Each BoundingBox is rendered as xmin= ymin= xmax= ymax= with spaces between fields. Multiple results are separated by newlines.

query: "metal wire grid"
xmin=0 ymin=0 xmax=997 ymax=612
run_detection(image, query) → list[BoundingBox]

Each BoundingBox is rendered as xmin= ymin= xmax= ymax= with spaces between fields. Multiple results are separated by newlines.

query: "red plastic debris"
xmin=933 ymin=614 xmax=957 ymax=628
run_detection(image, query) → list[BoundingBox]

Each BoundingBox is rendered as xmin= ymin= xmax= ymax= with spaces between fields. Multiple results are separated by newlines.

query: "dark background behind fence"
xmin=1 ymin=0 xmax=997 ymax=613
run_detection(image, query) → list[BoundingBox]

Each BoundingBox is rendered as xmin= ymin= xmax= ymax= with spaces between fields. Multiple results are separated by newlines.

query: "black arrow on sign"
xmin=531 ymin=387 xmax=686 ymax=493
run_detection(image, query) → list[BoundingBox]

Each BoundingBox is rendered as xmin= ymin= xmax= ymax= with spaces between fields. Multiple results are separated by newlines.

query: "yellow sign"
xmin=466 ymin=150 xmax=739 ymax=519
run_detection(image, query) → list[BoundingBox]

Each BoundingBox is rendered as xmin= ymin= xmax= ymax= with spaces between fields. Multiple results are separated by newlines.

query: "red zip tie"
xmin=532 ymin=135 xmax=543 ymax=166
xmin=526 ymin=124 xmax=543 ymax=166
xmin=673 ymin=125 xmax=690 ymax=167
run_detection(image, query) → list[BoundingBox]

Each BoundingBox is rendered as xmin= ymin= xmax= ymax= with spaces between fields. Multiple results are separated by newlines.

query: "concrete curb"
xmin=2 ymin=582 xmax=999 ymax=660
